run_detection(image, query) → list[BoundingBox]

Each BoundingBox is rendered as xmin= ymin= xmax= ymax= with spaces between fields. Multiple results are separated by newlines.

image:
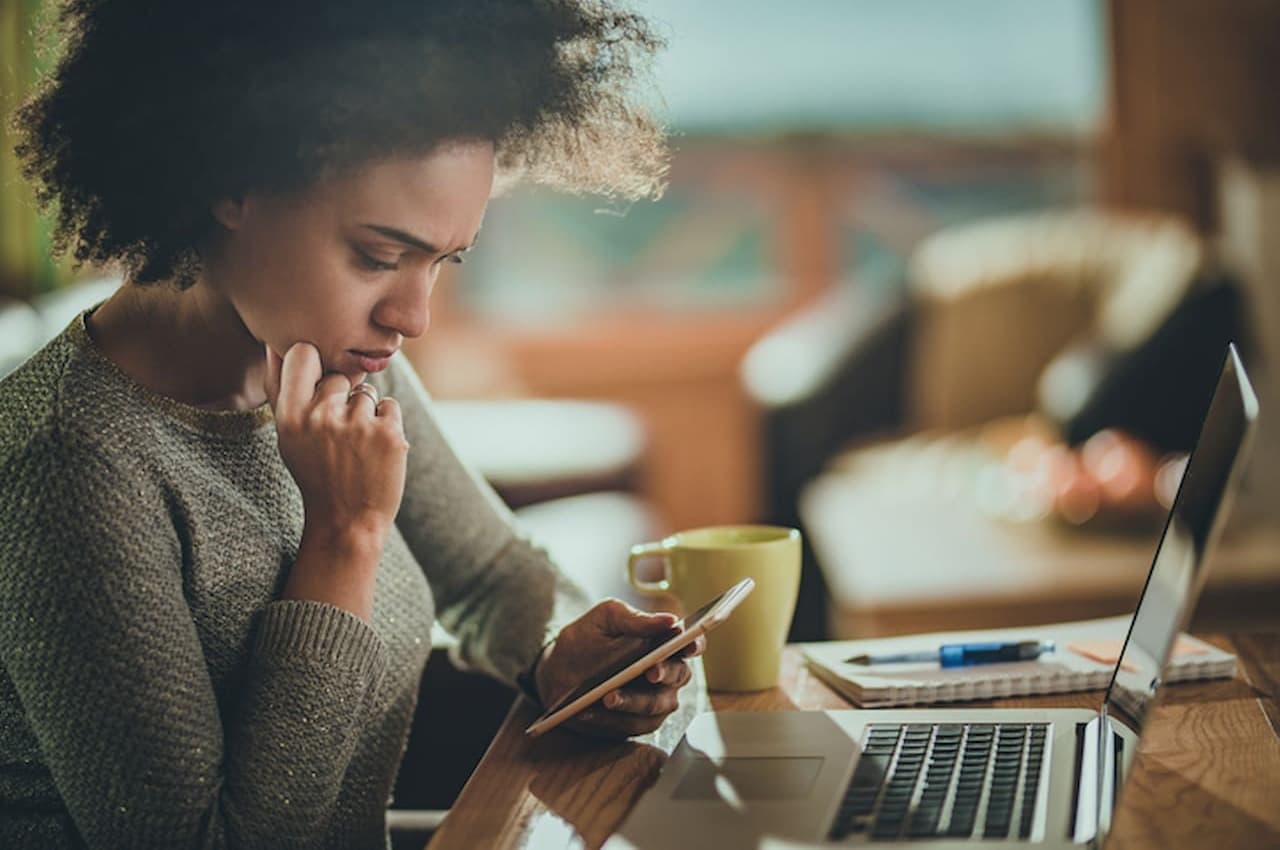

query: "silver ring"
xmin=347 ymin=383 xmax=380 ymax=405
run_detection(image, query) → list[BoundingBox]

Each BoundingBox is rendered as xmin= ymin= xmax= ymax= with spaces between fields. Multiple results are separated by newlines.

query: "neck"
xmin=90 ymin=279 xmax=269 ymax=411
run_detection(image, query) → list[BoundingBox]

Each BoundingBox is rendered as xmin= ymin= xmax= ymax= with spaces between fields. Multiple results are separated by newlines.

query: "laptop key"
xmin=846 ymin=798 xmax=878 ymax=817
xmin=851 ymin=754 xmax=891 ymax=788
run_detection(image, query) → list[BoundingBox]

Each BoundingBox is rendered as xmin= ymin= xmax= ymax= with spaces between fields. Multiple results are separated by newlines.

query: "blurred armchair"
xmin=742 ymin=211 xmax=1253 ymax=640
xmin=904 ymin=212 xmax=1239 ymax=448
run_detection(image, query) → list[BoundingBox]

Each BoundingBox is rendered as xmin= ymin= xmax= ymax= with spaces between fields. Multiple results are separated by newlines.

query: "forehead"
xmin=317 ymin=142 xmax=494 ymax=246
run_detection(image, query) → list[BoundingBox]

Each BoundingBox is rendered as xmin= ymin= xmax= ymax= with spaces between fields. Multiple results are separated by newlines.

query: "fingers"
xmin=571 ymin=676 xmax=685 ymax=736
xmin=264 ymin=345 xmax=283 ymax=408
xmin=268 ymin=343 xmax=396 ymax=422
xmin=345 ymin=383 xmax=380 ymax=418
xmin=598 ymin=599 xmax=679 ymax=638
xmin=265 ymin=339 xmax=409 ymax=532
xmin=678 ymin=635 xmax=707 ymax=660
xmin=375 ymin=396 xmax=402 ymax=427
xmin=645 ymin=656 xmax=694 ymax=686
xmin=604 ymin=662 xmax=690 ymax=714
xmin=276 ymin=342 xmax=323 ymax=416
xmin=315 ymin=373 xmax=353 ymax=406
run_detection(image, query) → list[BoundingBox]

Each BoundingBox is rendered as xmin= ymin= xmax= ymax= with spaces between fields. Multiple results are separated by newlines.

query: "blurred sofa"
xmin=742 ymin=211 xmax=1257 ymax=640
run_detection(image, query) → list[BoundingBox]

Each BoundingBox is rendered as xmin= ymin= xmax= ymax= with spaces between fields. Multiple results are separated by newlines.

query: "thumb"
xmin=263 ymin=344 xmax=283 ymax=409
xmin=600 ymin=599 xmax=679 ymax=637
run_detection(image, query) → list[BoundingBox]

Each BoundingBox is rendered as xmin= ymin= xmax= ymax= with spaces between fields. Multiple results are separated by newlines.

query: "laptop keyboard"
xmin=829 ymin=722 xmax=1049 ymax=842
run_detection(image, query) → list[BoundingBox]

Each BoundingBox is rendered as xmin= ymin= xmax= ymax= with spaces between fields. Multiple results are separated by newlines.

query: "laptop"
xmin=607 ymin=345 xmax=1257 ymax=850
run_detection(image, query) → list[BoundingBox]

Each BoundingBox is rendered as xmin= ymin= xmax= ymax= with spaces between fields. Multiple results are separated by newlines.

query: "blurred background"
xmin=3 ymin=0 xmax=1279 ymax=644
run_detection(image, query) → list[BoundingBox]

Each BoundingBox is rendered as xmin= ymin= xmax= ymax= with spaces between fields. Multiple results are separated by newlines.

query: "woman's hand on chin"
xmin=265 ymin=341 xmax=409 ymax=619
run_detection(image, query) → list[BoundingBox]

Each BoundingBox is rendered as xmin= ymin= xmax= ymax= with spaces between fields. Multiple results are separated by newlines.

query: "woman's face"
xmin=207 ymin=141 xmax=494 ymax=381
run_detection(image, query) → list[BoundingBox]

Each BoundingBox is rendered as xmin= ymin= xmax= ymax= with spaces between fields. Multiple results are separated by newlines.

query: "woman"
xmin=0 ymin=1 xmax=701 ymax=847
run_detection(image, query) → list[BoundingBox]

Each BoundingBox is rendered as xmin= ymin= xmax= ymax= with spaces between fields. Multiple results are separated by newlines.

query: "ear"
xmin=211 ymin=197 xmax=247 ymax=231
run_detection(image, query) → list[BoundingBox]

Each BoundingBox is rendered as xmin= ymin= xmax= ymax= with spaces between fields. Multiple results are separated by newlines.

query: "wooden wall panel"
xmin=1103 ymin=0 xmax=1280 ymax=230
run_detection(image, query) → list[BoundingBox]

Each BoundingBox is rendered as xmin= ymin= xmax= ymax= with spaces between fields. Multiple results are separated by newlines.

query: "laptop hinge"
xmin=1071 ymin=717 xmax=1100 ymax=844
xmin=1071 ymin=710 xmax=1122 ymax=847
xmin=1096 ymin=706 xmax=1120 ymax=843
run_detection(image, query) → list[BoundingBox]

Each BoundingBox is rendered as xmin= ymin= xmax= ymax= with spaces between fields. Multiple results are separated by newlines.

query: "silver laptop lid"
xmin=1076 ymin=345 xmax=1257 ymax=848
xmin=1102 ymin=344 xmax=1258 ymax=730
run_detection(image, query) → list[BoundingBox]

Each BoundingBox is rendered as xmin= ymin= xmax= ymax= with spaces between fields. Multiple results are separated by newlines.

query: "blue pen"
xmin=845 ymin=640 xmax=1056 ymax=668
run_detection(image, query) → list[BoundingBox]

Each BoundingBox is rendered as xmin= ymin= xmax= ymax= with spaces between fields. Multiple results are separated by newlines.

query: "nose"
xmin=373 ymin=268 xmax=435 ymax=339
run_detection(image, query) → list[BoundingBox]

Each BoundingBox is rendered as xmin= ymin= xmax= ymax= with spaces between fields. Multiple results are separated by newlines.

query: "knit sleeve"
xmin=0 ymin=423 xmax=387 ymax=849
xmin=374 ymin=356 xmax=592 ymax=686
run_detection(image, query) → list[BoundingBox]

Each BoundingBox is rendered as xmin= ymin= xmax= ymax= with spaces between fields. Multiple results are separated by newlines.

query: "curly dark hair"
xmin=12 ymin=0 xmax=668 ymax=286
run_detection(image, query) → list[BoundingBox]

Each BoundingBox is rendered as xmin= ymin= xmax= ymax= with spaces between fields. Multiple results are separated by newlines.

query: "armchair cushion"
xmin=906 ymin=211 xmax=1204 ymax=430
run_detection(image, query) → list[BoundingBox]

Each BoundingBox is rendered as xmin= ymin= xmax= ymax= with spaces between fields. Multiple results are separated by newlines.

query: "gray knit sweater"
xmin=0 ymin=312 xmax=591 ymax=849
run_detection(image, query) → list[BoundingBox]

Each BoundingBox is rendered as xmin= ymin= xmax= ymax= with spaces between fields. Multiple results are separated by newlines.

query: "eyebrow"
xmin=359 ymin=223 xmax=477 ymax=255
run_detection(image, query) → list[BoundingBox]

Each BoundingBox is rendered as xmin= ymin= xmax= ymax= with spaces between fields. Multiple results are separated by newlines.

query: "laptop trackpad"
xmin=672 ymin=757 xmax=824 ymax=801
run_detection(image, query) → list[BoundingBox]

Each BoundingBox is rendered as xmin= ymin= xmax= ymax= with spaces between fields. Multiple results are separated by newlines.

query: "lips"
xmin=351 ymin=348 xmax=397 ymax=374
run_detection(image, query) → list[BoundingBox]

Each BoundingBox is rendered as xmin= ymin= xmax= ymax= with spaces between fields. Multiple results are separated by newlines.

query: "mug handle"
xmin=627 ymin=540 xmax=671 ymax=595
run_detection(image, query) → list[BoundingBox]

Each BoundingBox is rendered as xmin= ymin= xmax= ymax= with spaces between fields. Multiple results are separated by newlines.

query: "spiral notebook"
xmin=799 ymin=615 xmax=1236 ymax=708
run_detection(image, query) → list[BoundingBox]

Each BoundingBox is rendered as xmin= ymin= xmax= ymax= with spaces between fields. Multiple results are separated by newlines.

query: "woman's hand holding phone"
xmin=534 ymin=599 xmax=706 ymax=738
xmin=265 ymin=341 xmax=409 ymax=621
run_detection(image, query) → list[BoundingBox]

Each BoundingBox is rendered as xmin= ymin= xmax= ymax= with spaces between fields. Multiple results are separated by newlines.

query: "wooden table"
xmin=427 ymin=635 xmax=1280 ymax=850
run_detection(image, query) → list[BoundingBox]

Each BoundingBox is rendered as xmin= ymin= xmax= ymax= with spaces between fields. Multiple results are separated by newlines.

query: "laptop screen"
xmin=1102 ymin=345 xmax=1258 ymax=729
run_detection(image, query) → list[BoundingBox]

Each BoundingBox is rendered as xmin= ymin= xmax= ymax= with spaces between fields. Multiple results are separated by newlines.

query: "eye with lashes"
xmin=356 ymin=248 xmax=466 ymax=271
xmin=354 ymin=248 xmax=399 ymax=272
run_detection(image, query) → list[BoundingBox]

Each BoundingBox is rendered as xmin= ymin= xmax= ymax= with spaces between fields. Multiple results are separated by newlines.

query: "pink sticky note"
xmin=1067 ymin=636 xmax=1206 ymax=671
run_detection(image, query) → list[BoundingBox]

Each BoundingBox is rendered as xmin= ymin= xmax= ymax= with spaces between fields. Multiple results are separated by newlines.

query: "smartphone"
xmin=523 ymin=577 xmax=755 ymax=737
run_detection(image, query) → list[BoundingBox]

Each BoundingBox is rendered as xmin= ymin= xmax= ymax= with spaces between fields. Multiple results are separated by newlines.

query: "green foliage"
xmin=1 ymin=0 xmax=72 ymax=297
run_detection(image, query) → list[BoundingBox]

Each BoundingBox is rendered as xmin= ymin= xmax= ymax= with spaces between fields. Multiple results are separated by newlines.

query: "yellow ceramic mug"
xmin=627 ymin=525 xmax=802 ymax=691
